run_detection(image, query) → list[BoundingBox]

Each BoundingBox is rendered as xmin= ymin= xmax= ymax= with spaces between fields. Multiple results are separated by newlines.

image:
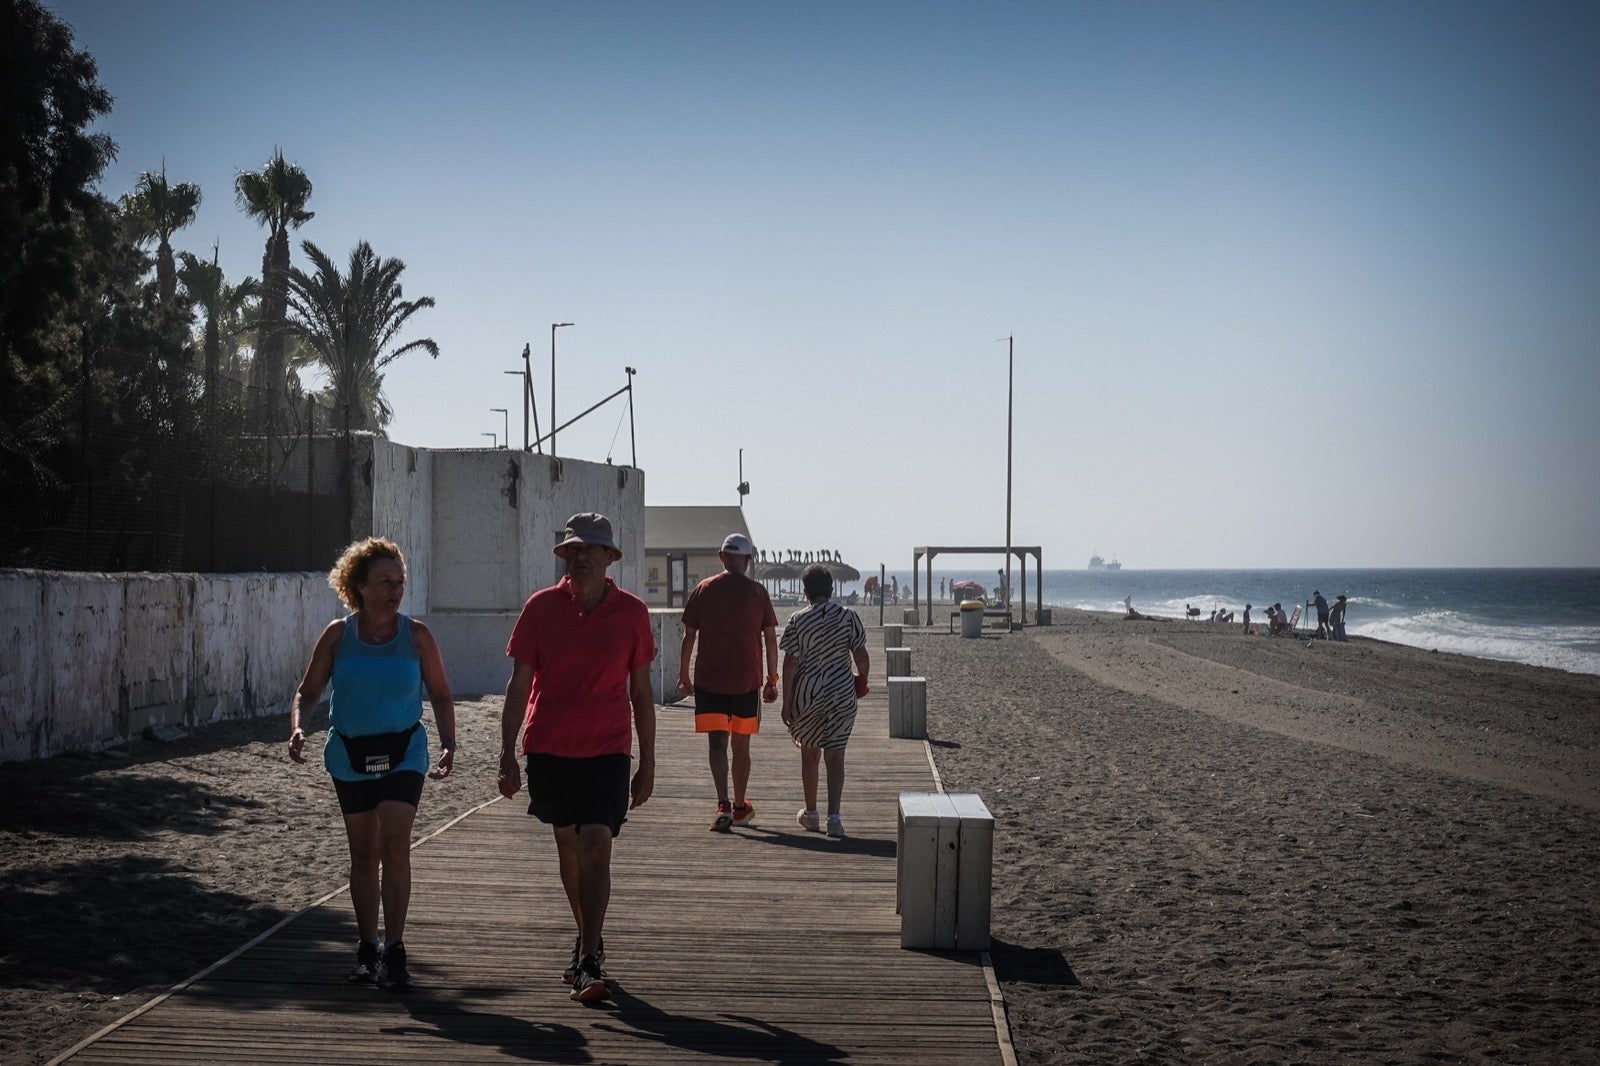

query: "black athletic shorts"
xmin=693 ymin=687 xmax=761 ymax=735
xmin=333 ymin=770 xmax=425 ymax=814
xmin=524 ymin=752 xmax=631 ymax=836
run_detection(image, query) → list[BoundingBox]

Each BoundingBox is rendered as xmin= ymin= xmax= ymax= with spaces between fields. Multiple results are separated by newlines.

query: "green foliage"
xmin=234 ymin=149 xmax=313 ymax=430
xmin=121 ymin=163 xmax=202 ymax=305
xmin=286 ymin=239 xmax=438 ymax=438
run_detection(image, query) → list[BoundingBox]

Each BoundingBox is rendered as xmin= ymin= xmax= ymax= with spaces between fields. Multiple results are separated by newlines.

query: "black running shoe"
xmin=378 ymin=941 xmax=414 ymax=991
xmin=569 ymin=952 xmax=610 ymax=1003
xmin=562 ymin=936 xmax=605 ymax=984
xmin=561 ymin=935 xmax=581 ymax=985
xmin=349 ymin=939 xmax=380 ymax=983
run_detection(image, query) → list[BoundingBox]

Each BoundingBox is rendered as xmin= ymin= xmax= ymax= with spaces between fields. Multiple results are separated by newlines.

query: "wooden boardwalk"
xmin=55 ymin=667 xmax=1009 ymax=1065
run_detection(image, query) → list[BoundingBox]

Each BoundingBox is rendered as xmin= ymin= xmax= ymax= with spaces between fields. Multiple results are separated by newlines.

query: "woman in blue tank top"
xmin=289 ymin=537 xmax=457 ymax=991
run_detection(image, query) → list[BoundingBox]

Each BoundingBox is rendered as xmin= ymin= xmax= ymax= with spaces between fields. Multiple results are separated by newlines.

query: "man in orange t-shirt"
xmin=678 ymin=533 xmax=779 ymax=831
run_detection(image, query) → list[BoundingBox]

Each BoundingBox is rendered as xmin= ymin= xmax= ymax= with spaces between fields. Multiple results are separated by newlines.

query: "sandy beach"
xmin=4 ymin=610 xmax=1599 ymax=1064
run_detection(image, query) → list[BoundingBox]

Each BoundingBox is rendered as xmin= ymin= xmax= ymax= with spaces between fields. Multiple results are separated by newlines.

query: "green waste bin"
xmin=960 ymin=600 xmax=984 ymax=638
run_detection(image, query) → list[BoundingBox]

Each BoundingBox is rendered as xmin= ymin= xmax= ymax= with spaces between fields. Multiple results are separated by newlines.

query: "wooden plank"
xmin=57 ymin=668 xmax=1002 ymax=1066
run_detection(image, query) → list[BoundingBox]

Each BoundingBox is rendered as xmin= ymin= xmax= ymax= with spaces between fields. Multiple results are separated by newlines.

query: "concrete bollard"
xmin=887 ymin=676 xmax=927 ymax=738
xmin=897 ymin=791 xmax=993 ymax=949
xmin=902 ymin=607 xmax=919 ymax=627
xmin=885 ymin=646 xmax=911 ymax=677
xmin=884 ymin=623 xmax=903 ymax=648
xmin=1036 ymin=607 xmax=1053 ymax=625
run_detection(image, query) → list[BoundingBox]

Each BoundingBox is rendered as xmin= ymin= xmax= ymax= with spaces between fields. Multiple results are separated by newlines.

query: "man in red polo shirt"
xmin=678 ymin=533 xmax=778 ymax=830
xmin=497 ymin=512 xmax=656 ymax=1004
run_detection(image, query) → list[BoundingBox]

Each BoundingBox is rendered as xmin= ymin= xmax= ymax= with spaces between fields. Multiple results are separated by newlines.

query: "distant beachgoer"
xmin=939 ymin=577 xmax=946 ymax=599
xmin=1242 ymin=604 xmax=1253 ymax=634
xmin=1313 ymin=590 xmax=1330 ymax=639
xmin=1270 ymin=602 xmax=1294 ymax=637
xmin=289 ymin=537 xmax=458 ymax=992
xmin=1330 ymin=594 xmax=1348 ymax=642
xmin=780 ymin=564 xmax=869 ymax=840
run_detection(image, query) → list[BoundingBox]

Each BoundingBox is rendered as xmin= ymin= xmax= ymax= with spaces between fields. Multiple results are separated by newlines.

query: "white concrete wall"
xmin=431 ymin=450 xmax=523 ymax=611
xmin=426 ymin=610 xmax=519 ymax=698
xmin=649 ymin=609 xmax=687 ymax=706
xmin=0 ymin=569 xmax=338 ymax=763
xmin=2 ymin=448 xmax=649 ymax=760
xmin=369 ymin=438 xmax=433 ymax=615
xmin=421 ymin=452 xmax=648 ymax=696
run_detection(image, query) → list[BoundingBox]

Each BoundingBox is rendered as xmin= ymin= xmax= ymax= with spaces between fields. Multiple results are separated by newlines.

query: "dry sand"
xmin=3 ymin=610 xmax=1598 ymax=1064
xmin=916 ymin=610 xmax=1600 ymax=1064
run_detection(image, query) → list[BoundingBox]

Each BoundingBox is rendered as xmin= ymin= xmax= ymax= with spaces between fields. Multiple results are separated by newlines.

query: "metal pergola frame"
xmin=911 ymin=545 xmax=1043 ymax=627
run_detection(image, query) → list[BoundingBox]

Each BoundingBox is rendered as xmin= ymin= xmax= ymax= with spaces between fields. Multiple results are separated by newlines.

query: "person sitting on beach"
xmin=1269 ymin=602 xmax=1293 ymax=637
xmin=1123 ymin=595 xmax=1150 ymax=621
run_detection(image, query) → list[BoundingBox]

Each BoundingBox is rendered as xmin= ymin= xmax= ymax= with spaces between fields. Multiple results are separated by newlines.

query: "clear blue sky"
xmin=47 ymin=0 xmax=1600 ymax=569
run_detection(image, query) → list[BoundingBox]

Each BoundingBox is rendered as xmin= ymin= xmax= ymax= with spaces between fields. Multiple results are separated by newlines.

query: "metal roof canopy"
xmin=912 ymin=546 xmax=1043 ymax=627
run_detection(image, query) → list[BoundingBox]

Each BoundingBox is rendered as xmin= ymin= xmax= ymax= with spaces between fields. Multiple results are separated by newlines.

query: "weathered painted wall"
xmin=0 ymin=570 xmax=338 ymax=762
xmin=3 ymin=448 xmax=648 ymax=761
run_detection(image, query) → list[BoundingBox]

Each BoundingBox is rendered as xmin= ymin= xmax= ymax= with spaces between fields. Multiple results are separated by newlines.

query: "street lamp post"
xmin=490 ymin=408 xmax=508 ymax=449
xmin=482 ymin=432 xmax=498 ymax=448
xmin=551 ymin=322 xmax=574 ymax=457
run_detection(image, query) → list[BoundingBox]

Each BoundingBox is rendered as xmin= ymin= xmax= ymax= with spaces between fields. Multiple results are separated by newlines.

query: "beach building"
xmin=643 ymin=504 xmax=754 ymax=607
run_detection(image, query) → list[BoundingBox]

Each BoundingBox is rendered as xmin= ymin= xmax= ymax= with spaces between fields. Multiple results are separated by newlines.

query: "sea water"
xmin=878 ymin=568 xmax=1600 ymax=676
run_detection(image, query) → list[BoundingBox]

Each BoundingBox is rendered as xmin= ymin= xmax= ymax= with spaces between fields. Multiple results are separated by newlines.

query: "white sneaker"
xmin=826 ymin=814 xmax=846 ymax=839
xmin=796 ymin=809 xmax=820 ymax=832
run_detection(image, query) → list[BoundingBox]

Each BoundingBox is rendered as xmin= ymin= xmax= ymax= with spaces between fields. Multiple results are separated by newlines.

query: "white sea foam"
xmin=1355 ymin=613 xmax=1600 ymax=675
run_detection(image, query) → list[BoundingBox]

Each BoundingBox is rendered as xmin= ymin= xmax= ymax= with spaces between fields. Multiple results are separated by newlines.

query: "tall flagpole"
xmin=1005 ymin=335 xmax=1013 ymax=617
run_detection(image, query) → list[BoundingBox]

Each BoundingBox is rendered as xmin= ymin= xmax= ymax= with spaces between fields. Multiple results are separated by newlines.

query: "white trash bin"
xmin=960 ymin=600 xmax=984 ymax=639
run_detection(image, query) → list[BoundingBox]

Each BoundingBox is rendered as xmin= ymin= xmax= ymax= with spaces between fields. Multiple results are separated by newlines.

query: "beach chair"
xmin=1285 ymin=606 xmax=1301 ymax=633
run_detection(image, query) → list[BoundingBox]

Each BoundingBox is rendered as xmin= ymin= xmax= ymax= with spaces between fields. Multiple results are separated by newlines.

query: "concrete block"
xmin=897 ymin=790 xmax=994 ymax=951
xmin=887 ymin=676 xmax=926 ymax=739
xmin=885 ymin=646 xmax=911 ymax=677
xmin=883 ymin=623 xmax=903 ymax=648
xmin=949 ymin=792 xmax=994 ymax=949
xmin=897 ymin=791 xmax=960 ymax=949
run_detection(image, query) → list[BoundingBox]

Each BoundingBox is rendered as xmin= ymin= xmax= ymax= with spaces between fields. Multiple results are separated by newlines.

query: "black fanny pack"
xmin=338 ymin=721 xmax=421 ymax=775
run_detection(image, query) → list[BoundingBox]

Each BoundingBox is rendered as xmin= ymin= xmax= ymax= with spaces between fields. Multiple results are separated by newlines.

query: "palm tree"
xmin=121 ymin=163 xmax=202 ymax=305
xmin=179 ymin=248 xmax=257 ymax=451
xmin=285 ymin=239 xmax=437 ymax=507
xmin=234 ymin=148 xmax=312 ymax=432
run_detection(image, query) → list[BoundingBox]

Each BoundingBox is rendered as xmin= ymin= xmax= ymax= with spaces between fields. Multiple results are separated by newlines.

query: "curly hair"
xmin=327 ymin=537 xmax=405 ymax=612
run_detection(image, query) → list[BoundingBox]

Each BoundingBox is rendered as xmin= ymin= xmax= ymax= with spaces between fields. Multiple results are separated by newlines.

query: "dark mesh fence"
xmin=1 ymin=383 xmax=352 ymax=574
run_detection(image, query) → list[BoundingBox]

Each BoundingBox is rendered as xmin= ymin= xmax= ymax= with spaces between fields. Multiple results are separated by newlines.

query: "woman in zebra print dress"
xmin=779 ymin=564 xmax=869 ymax=838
